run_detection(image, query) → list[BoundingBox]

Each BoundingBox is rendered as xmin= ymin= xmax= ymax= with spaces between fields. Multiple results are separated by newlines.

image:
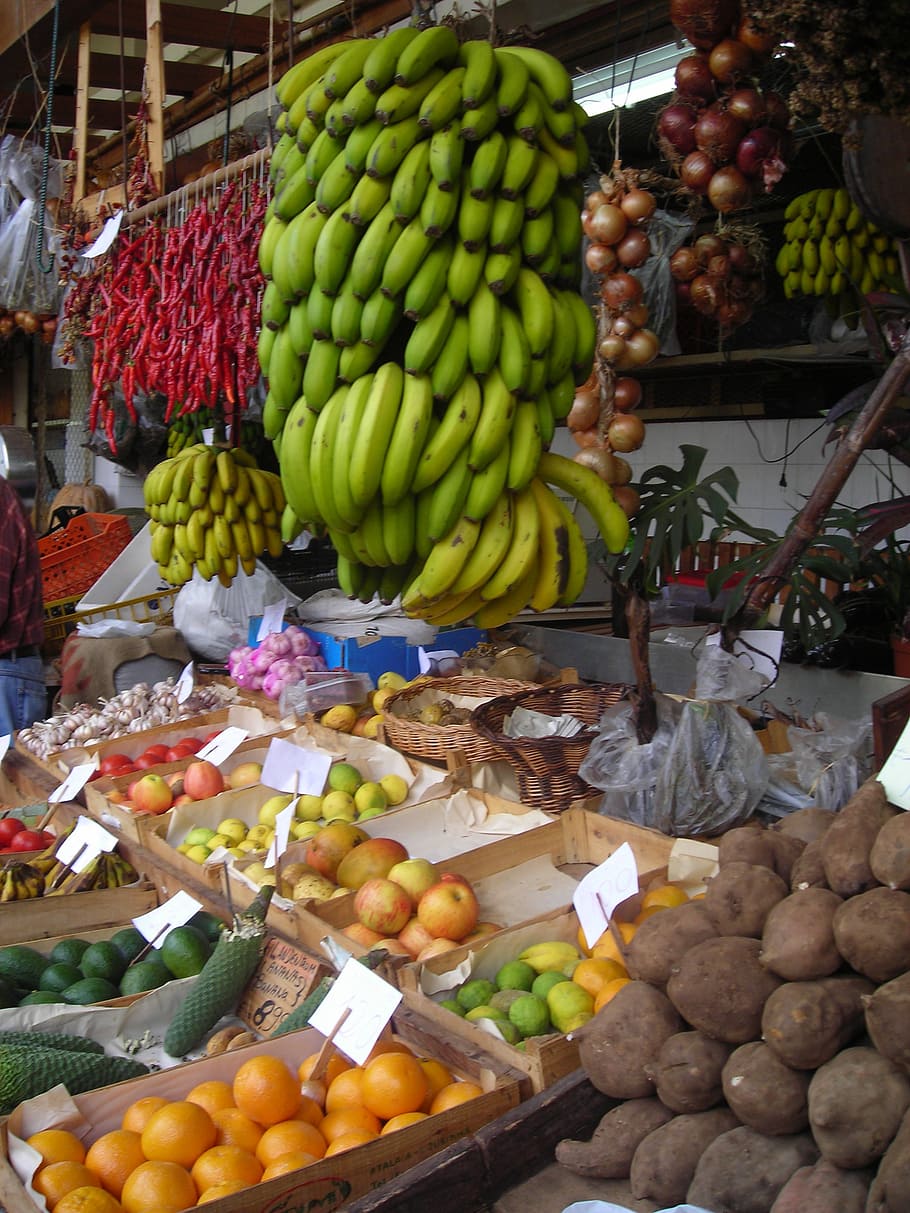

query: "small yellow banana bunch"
xmin=775 ymin=187 xmax=900 ymax=300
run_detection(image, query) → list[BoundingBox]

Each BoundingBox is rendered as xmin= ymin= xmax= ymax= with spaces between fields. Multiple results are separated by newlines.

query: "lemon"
xmin=456 ymin=979 xmax=497 ymax=1012
xmin=354 ymin=781 xmax=388 ymax=815
xmin=184 ymin=844 xmax=212 ymax=864
xmin=508 ymin=993 xmax=551 ymax=1038
xmin=379 ymin=774 xmax=409 ymax=806
xmin=215 ymin=818 xmax=247 ymax=845
xmin=546 ymin=980 xmax=595 ymax=1033
xmin=495 ymin=960 xmax=536 ymax=992
xmin=295 ymin=794 xmax=325 ymax=822
xmin=531 ymin=971 xmax=566 ymax=1000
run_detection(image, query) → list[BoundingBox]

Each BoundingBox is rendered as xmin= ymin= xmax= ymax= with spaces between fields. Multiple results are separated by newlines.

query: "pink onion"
xmin=736 ymin=126 xmax=788 ymax=191
xmin=674 ymin=53 xmax=717 ymax=102
xmin=695 ymin=106 xmax=746 ymax=164
xmin=708 ymin=39 xmax=754 ymax=84
xmin=680 ymin=150 xmax=715 ymax=194
xmin=669 ymin=0 xmax=739 ymax=49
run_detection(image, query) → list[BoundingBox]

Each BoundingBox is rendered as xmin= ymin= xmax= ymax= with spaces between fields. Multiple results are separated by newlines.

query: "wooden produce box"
xmin=0 ymin=882 xmax=158 ymax=947
xmin=0 ymin=1012 xmax=523 ymax=1213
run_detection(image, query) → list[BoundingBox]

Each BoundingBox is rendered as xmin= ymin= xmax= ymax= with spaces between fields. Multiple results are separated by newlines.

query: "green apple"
xmin=184 ymin=844 xmax=212 ymax=864
xmin=354 ymin=781 xmax=388 ymax=815
xmin=356 ymin=806 xmax=387 ymax=821
xmin=291 ymin=820 xmax=322 ymax=842
xmin=327 ymin=762 xmax=363 ymax=796
xmin=321 ymin=790 xmax=357 ymax=823
xmin=258 ymin=794 xmax=295 ymax=828
xmin=295 ymin=794 xmax=325 ymax=823
xmin=184 ymin=826 xmax=217 ymax=847
xmin=216 ymin=818 xmax=248 ymax=845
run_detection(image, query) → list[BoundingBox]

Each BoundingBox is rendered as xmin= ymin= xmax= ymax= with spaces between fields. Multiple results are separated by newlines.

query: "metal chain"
xmin=35 ymin=0 xmax=60 ymax=274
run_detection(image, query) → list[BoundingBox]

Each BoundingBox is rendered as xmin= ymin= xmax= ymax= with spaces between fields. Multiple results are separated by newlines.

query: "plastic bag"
xmin=787 ymin=712 xmax=873 ymax=810
xmin=295 ymin=588 xmax=437 ymax=645
xmin=695 ymin=643 xmax=770 ymax=702
xmin=632 ymin=208 xmax=695 ymax=356
xmin=174 ymin=565 xmax=302 ymax=660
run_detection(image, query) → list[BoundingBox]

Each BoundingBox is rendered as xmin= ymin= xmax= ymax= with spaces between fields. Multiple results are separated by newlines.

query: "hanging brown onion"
xmin=611 ymin=455 xmax=634 ymax=485
xmin=598 ymin=334 xmax=627 ymax=363
xmin=674 ymin=53 xmax=717 ymax=102
xmin=611 ymin=485 xmax=642 ymax=517
xmin=763 ymin=91 xmax=790 ymax=130
xmin=625 ymin=303 xmax=650 ymax=328
xmin=670 ymin=246 xmax=700 ymax=282
xmin=585 ymin=243 xmax=619 ymax=275
xmin=737 ymin=14 xmax=777 ymax=56
xmin=608 ymin=413 xmax=646 ymax=453
xmin=601 ymin=271 xmax=644 ymax=310
xmin=588 ymin=203 xmax=628 ymax=246
xmin=735 ymin=126 xmax=780 ymax=176
xmin=694 ymin=233 xmax=727 ymax=264
xmin=618 ymin=328 xmax=660 ymax=369
xmin=657 ymin=103 xmax=699 ymax=156
xmin=680 ymin=150 xmax=716 ymax=193
xmin=707 ymin=253 xmax=730 ymax=278
xmin=669 ymin=0 xmax=739 ymax=49
xmin=567 ymin=386 xmax=601 ymax=431
xmin=613 ymin=377 xmax=642 ymax=412
xmin=676 ymin=281 xmax=692 ymax=307
xmin=695 ymin=106 xmax=746 ymax=163
xmin=612 ymin=314 xmax=638 ymax=338
xmin=573 ymin=426 xmax=605 ymax=449
xmin=620 ymin=188 xmax=657 ymax=225
xmin=726 ymin=242 xmax=754 ymax=273
xmin=716 ymin=298 xmax=753 ymax=329
xmin=708 ymin=38 xmax=754 ymax=83
xmin=726 ymin=87 xmax=767 ymax=127
xmin=584 ymin=189 xmax=609 ymax=212
xmin=707 ymin=164 xmax=752 ymax=212
xmin=615 ymin=228 xmax=652 ymax=268
xmin=690 ymin=274 xmax=721 ymax=315
xmin=575 ymin=447 xmax=619 ymax=481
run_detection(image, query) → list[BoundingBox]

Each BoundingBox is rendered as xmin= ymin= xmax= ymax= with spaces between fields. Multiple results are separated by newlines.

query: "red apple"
xmin=182 ymin=760 xmax=226 ymax=801
xmin=130 ymin=773 xmax=174 ymax=816
xmin=417 ymin=880 xmax=479 ymax=941
xmin=335 ymin=837 xmax=409 ymax=891
xmin=386 ymin=858 xmax=438 ymax=907
xmin=8 ymin=829 xmax=44 ymax=851
xmin=416 ymin=938 xmax=461 ymax=962
xmin=396 ymin=917 xmax=437 ymax=959
xmin=0 ymin=818 xmax=26 ymax=846
xmin=342 ymin=922 xmax=385 ymax=948
xmin=354 ymin=878 xmax=412 ymax=936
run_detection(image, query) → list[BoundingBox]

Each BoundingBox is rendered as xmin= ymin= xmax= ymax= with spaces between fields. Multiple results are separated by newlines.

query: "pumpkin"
xmin=50 ymin=481 xmax=111 ymax=517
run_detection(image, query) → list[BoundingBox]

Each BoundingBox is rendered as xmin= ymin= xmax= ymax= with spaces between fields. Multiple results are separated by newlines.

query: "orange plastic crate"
xmin=39 ymin=513 xmax=133 ymax=601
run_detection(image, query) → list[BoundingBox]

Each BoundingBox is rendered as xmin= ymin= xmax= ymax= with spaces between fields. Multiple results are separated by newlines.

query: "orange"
xmin=140 ymin=1101 xmax=216 ymax=1169
xmin=185 ymin=1080 xmax=235 ymax=1117
xmin=324 ymin=1066 xmax=366 ymax=1112
xmin=210 ymin=1108 xmax=262 ymax=1154
xmin=577 ymin=923 xmax=594 ymax=956
xmin=32 ymin=1161 xmax=100 ymax=1207
xmin=298 ymin=1051 xmax=351 ymax=1087
xmin=417 ymin=1058 xmax=453 ymax=1112
xmin=591 ymin=921 xmax=636 ymax=964
xmin=84 ymin=1130 xmax=146 ymax=1198
xmin=380 ymin=1112 xmax=429 ymax=1134
xmin=365 ymin=1037 xmax=413 ymax=1063
xmin=196 ymin=1179 xmax=251 ymax=1203
xmin=571 ymin=957 xmax=628 ymax=998
xmin=190 ymin=1145 xmax=262 ymax=1193
xmin=27 ymin=1128 xmax=86 ymax=1166
xmin=360 ymin=1052 xmax=429 ymax=1120
xmin=121 ymin=1097 xmax=168 ymax=1135
xmin=640 ymin=883 xmax=688 ymax=911
xmin=255 ymin=1119 xmax=326 ymax=1167
xmin=293 ymin=1094 xmax=325 ymax=1128
xmin=54 ymin=1188 xmax=123 ymax=1213
xmin=593 ymin=976 xmax=631 ymax=1012
xmin=120 ymin=1160 xmax=197 ymax=1213
xmin=323 ymin=1129 xmax=378 ymax=1155
xmin=259 ymin=1151 xmax=319 ymax=1181
xmin=429 ymin=1081 xmax=484 ymax=1114
xmin=232 ymin=1055 xmax=302 ymax=1127
xmin=319 ymin=1106 xmax=381 ymax=1144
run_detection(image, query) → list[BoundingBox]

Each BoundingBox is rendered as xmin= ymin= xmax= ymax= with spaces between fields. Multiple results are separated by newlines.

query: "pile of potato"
xmin=556 ymin=779 xmax=910 ymax=1213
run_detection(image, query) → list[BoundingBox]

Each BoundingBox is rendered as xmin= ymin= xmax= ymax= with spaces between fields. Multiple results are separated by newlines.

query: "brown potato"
xmin=867 ymin=1107 xmax=910 ymax=1213
xmin=574 ymin=980 xmax=683 ymax=1099
xmin=819 ymin=777 xmax=897 ymax=896
xmin=773 ymin=806 xmax=836 ymax=845
xmin=769 ymin=1159 xmax=872 ymax=1213
xmin=705 ymin=861 xmax=789 ymax=937
xmin=721 ymin=1041 xmax=811 ymax=1135
xmin=555 ymin=1096 xmax=675 ymax=1179
xmin=624 ymin=899 xmax=719 ymax=989
xmin=870 ymin=812 xmax=910 ymax=890
xmin=687 ymin=1125 xmax=819 ymax=1213
xmin=761 ymin=974 xmax=875 ymax=1070
xmin=718 ymin=825 xmax=805 ymax=882
xmin=789 ymin=838 xmax=829 ymax=891
xmin=864 ymin=970 xmax=910 ymax=1072
xmin=630 ymin=1107 xmax=740 ymax=1206
xmin=667 ymin=936 xmax=783 ymax=1044
xmin=808 ymin=1046 xmax=910 ymax=1168
xmin=645 ymin=1030 xmax=732 ymax=1113
xmin=759 ymin=887 xmax=844 ymax=980
xmin=832 ymin=886 xmax=910 ymax=982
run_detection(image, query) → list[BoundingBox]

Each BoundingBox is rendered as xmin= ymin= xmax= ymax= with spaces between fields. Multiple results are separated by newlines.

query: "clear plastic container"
xmin=279 ymin=669 xmax=374 ymax=717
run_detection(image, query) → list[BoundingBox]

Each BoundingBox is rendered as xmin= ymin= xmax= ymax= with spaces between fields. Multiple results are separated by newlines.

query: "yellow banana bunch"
xmin=777 ymin=187 xmax=900 ymax=301
xmin=144 ymin=444 xmax=285 ymax=587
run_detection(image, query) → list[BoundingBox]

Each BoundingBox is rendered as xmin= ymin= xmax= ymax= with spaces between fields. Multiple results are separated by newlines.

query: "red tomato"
xmin=133 ymin=753 xmax=163 ymax=770
xmin=164 ymin=747 xmax=187 ymax=763
xmin=8 ymin=829 xmax=45 ymax=852
xmin=39 ymin=830 xmax=56 ymax=847
xmin=177 ymin=736 xmax=204 ymax=754
xmin=0 ymin=818 xmax=26 ymax=845
xmin=141 ymin=744 xmax=171 ymax=762
xmin=202 ymin=732 xmax=222 ymax=745
xmin=99 ymin=754 xmax=136 ymax=776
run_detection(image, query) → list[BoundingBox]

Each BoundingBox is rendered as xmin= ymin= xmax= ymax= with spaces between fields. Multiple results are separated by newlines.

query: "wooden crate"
xmin=0 ymin=883 xmax=158 ymax=947
xmin=0 ymin=1012 xmax=522 ymax=1213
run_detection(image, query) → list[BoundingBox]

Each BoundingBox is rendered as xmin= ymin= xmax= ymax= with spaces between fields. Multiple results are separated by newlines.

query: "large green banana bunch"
xmin=776 ymin=187 xmax=900 ymax=300
xmin=144 ymin=444 xmax=285 ymax=587
xmin=261 ymin=29 xmax=629 ymax=624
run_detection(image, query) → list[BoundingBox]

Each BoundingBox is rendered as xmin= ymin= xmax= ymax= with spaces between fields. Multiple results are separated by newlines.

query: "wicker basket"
xmin=380 ymin=676 xmax=536 ymax=766
xmin=470 ymin=682 xmax=631 ymax=811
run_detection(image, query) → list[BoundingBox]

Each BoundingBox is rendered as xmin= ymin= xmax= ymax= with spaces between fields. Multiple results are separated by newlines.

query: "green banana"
xmin=458 ymin=190 xmax=495 ymax=250
xmin=360 ymin=285 xmax=403 ymax=347
xmin=379 ymin=216 xmax=435 ymax=298
xmin=447 ymin=239 xmax=488 ymax=307
xmin=468 ymin=130 xmax=508 ymax=199
xmin=363 ymin=27 xmax=421 ymax=94
xmin=425 ymin=444 xmax=473 ymax=543
xmin=451 ymin=490 xmax=513 ymax=595
xmin=506 ymin=399 xmax=542 ymax=492
xmin=266 ymin=322 xmax=303 ymax=410
xmin=278 ymin=396 xmax=321 ymax=529
xmin=428 ymin=121 xmax=464 ymax=192
xmin=493 ymin=47 xmax=530 ymax=116
xmin=339 ymin=76 xmax=380 ymax=128
xmin=418 ymin=66 xmax=466 ymax=130
xmin=562 ymin=289 xmax=597 ymax=383
xmin=430 ymin=312 xmax=470 ymax=401
xmin=525 ymin=151 xmax=561 ymax=217
xmin=333 ymin=373 xmax=375 ymax=527
xmin=376 ymin=67 xmax=446 ymax=126
xmin=307 ymin=285 xmax=336 ymax=341
xmin=322 ymin=40 xmax=373 ymax=100
xmin=403 ymin=292 xmax=456 ymax=374
xmin=512 ymin=83 xmax=543 ymax=143
xmin=315 ymin=148 xmax=357 ymax=215
xmin=393 ymin=26 xmax=460 ymax=87
xmin=460 ymin=92 xmax=499 ymax=143
xmin=463 ymin=439 xmax=510 ymax=522
xmin=467 ymin=277 xmax=502 ymax=374
xmin=381 ymin=495 xmax=416 ymax=566
xmin=313 ymin=207 xmax=361 ymax=295
xmin=403 ymin=236 xmax=453 ymax=320
xmin=380 ymin=372 xmax=434 ymax=504
xmin=349 ymin=362 xmax=405 ymax=507
xmin=287 ymin=297 xmax=314 ymax=356
xmin=281 ymin=201 xmax=329 ymax=299
xmin=343 ymin=118 xmax=384 ymax=174
xmin=496 ymin=46 xmax=573 ymax=112
xmin=488 ymin=194 xmax=525 ymax=253
xmin=500 ymin=134 xmax=539 ymax=200
xmin=411 ymin=373 xmax=483 ymax=494
xmin=468 ymin=365 xmax=517 ymax=472
xmin=344 ymin=172 xmax=393 ymax=227
xmin=348 ymin=201 xmax=400 ymax=299
xmin=366 ymin=115 xmax=424 ymax=179
xmin=390 ymin=140 xmax=433 ymax=222
xmin=301 ymin=337 xmax=341 ymax=411
xmin=330 ymin=279 xmax=365 ymax=348
xmin=420 ymin=176 xmax=460 ymax=239
xmin=510 ymin=267 xmax=554 ymax=357
xmin=498 ymin=303 xmax=531 ymax=394
xmin=277 ymin=42 xmax=353 ymax=110
xmin=459 ymin=40 xmax=497 ymax=110
xmin=309 ymin=385 xmax=352 ymax=534
xmin=550 ymin=489 xmax=589 ymax=607
xmin=521 ymin=207 xmax=556 ymax=267
xmin=485 ymin=245 xmax=522 ymax=296
xmin=417 ymin=509 xmax=482 ymax=601
xmin=537 ymin=450 xmax=629 ymax=554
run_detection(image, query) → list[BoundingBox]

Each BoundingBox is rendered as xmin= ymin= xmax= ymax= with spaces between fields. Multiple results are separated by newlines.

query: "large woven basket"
xmin=470 ymin=682 xmax=631 ymax=811
xmin=380 ymin=676 xmax=536 ymax=766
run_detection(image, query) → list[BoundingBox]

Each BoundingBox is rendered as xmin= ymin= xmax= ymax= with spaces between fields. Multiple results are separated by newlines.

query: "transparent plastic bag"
xmin=695 ymin=643 xmax=770 ymax=702
xmin=174 ymin=565 xmax=302 ymax=660
xmin=787 ymin=713 xmax=873 ymax=810
xmin=632 ymin=209 xmax=695 ymax=356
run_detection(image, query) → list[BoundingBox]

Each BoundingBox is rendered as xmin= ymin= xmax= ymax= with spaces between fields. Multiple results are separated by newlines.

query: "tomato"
xmin=133 ymin=753 xmax=164 ymax=770
xmin=8 ymin=829 xmax=45 ymax=851
xmin=99 ymin=754 xmax=136 ymax=776
xmin=202 ymin=732 xmax=222 ymax=745
xmin=0 ymin=818 xmax=26 ymax=846
xmin=39 ymin=830 xmax=56 ymax=848
xmin=141 ymin=744 xmax=170 ymax=762
xmin=177 ymin=736 xmax=204 ymax=754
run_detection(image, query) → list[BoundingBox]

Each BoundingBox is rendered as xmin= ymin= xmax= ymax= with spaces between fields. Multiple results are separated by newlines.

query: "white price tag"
xmin=260 ymin=737 xmax=332 ymax=797
xmin=48 ymin=761 xmax=98 ymax=805
xmin=196 ymin=727 xmax=249 ymax=765
xmin=257 ymin=602 xmax=287 ymax=642
xmin=175 ymin=661 xmax=195 ymax=704
xmin=0 ymin=734 xmax=10 ymax=764
xmin=266 ymin=799 xmax=297 ymax=868
xmin=133 ymin=890 xmax=204 ymax=945
xmin=84 ymin=211 xmax=123 ymax=257
xmin=202 ymin=428 xmax=215 ymax=445
xmin=309 ymin=959 xmax=401 ymax=1066
xmin=877 ymin=721 xmax=910 ymax=811
xmin=56 ymin=816 xmax=118 ymax=874
xmin=573 ymin=842 xmax=639 ymax=949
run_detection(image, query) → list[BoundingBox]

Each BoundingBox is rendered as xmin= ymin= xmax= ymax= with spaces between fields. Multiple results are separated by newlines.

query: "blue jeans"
xmin=0 ymin=654 xmax=46 ymax=735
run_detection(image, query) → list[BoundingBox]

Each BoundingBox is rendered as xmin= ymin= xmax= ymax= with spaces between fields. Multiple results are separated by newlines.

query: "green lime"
xmin=327 ymin=762 xmax=363 ymax=795
xmin=490 ymin=1018 xmax=522 ymax=1044
xmin=456 ymin=978 xmax=498 ymax=1013
xmin=62 ymin=977 xmax=120 ymax=1005
xmin=79 ymin=941 xmax=128 ymax=984
xmin=160 ymin=925 xmax=211 ymax=978
xmin=439 ymin=999 xmax=465 ymax=1017
xmin=188 ymin=910 xmax=226 ymax=944
xmin=0 ymin=945 xmax=50 ymax=991
xmin=39 ymin=962 xmax=84 ymax=994
xmin=19 ymin=990 xmax=62 ymax=1006
xmin=49 ymin=938 xmax=92 ymax=968
xmin=120 ymin=959 xmax=171 ymax=996
xmin=110 ymin=927 xmax=147 ymax=964
xmin=531 ymin=970 xmax=567 ymax=1001
xmin=495 ymin=960 xmax=537 ymax=992
xmin=509 ymin=993 xmax=552 ymax=1038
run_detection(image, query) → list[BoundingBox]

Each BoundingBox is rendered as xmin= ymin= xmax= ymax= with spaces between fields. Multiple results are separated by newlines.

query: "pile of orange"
xmin=26 ymin=1043 xmax=484 ymax=1212
xmin=575 ymin=883 xmax=691 ymax=1012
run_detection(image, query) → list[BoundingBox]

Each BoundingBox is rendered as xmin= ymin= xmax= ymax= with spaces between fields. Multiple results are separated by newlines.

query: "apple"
xmin=130 ymin=773 xmax=174 ymax=816
xmin=184 ymin=826 xmax=217 ymax=847
xmin=335 ymin=837 xmax=408 ymax=891
xmin=387 ymin=858 xmax=438 ymax=907
xmin=183 ymin=760 xmax=225 ymax=801
xmin=462 ymin=922 xmax=504 ymax=944
xmin=226 ymin=761 xmax=263 ymax=790
xmin=416 ymin=938 xmax=461 ymax=962
xmin=305 ymin=821 xmax=368 ymax=882
xmin=396 ymin=917 xmax=436 ymax=959
xmin=354 ymin=781 xmax=388 ymax=816
xmin=343 ymin=922 xmax=385 ymax=948
xmin=320 ymin=790 xmax=357 ymax=823
xmin=295 ymin=794 xmax=325 ymax=823
xmin=374 ymin=938 xmax=412 ymax=957
xmin=258 ymin=794 xmax=295 ymax=828
xmin=354 ymin=878 xmax=412 ymax=935
xmin=417 ymin=880 xmax=479 ymax=941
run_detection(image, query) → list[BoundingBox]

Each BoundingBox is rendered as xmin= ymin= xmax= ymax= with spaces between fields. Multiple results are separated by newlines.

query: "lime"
xmin=63 ymin=977 xmax=120 ymax=1005
xmin=489 ymin=1018 xmax=522 ymax=1044
xmin=160 ymin=925 xmax=211 ymax=978
xmin=456 ymin=978 xmax=498 ymax=1013
xmin=327 ymin=762 xmax=363 ymax=795
xmin=464 ymin=1004 xmax=509 ymax=1023
xmin=490 ymin=989 xmax=527 ymax=1015
xmin=110 ymin=927 xmax=147 ymax=964
xmin=188 ymin=910 xmax=226 ymax=943
xmin=120 ymin=959 xmax=171 ymax=996
xmin=495 ymin=960 xmax=537 ymax=992
xmin=49 ymin=938 xmax=91 ymax=968
xmin=79 ymin=941 xmax=128 ymax=984
xmin=509 ymin=993 xmax=552 ymax=1038
xmin=546 ymin=981 xmax=595 ymax=1033
xmin=19 ymin=990 xmax=62 ymax=1006
xmin=39 ymin=962 xmax=84 ymax=994
xmin=439 ymin=998 xmax=465 ymax=1017
xmin=531 ymin=970 xmax=567 ymax=1001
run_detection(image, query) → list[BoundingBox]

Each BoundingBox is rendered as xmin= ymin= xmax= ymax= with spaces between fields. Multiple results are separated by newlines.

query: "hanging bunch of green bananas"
xmin=144 ymin=445 xmax=285 ymax=587
xmin=260 ymin=28 xmax=629 ymax=625
xmin=775 ymin=187 xmax=901 ymax=300
xmin=166 ymin=408 xmax=218 ymax=457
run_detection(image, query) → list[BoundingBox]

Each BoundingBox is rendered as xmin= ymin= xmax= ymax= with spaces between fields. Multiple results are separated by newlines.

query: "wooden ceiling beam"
xmin=90 ymin=1 xmax=272 ymax=56
xmin=0 ymin=0 xmax=98 ymax=58
xmin=2 ymin=92 xmax=132 ymax=136
xmin=86 ymin=50 xmax=220 ymax=95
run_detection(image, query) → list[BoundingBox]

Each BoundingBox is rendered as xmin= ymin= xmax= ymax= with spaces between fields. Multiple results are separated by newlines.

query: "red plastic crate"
xmin=39 ymin=513 xmax=133 ymax=602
